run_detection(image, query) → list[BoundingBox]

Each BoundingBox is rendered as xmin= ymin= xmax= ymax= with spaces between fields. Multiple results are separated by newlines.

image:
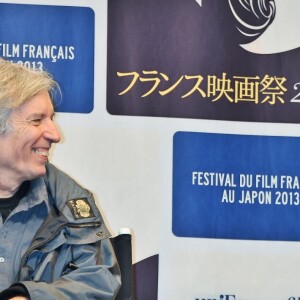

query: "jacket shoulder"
xmin=43 ymin=163 xmax=105 ymax=225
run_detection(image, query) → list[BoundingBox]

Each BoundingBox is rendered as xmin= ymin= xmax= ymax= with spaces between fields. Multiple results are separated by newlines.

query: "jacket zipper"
xmin=68 ymin=221 xmax=102 ymax=228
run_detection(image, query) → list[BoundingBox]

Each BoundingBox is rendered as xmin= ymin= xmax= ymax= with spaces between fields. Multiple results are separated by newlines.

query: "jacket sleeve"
xmin=20 ymin=238 xmax=121 ymax=300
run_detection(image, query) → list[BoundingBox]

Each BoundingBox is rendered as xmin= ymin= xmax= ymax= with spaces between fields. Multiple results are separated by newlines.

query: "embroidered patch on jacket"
xmin=67 ymin=198 xmax=95 ymax=219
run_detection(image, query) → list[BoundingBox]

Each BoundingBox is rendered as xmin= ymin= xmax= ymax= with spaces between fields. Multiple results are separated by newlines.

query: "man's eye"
xmin=31 ymin=119 xmax=41 ymax=126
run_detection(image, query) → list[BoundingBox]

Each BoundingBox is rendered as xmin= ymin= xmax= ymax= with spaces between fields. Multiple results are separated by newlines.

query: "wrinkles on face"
xmin=10 ymin=113 xmax=32 ymax=136
xmin=0 ymin=91 xmax=61 ymax=187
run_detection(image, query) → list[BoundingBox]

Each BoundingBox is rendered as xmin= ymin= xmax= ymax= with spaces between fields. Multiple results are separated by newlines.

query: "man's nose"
xmin=44 ymin=120 xmax=61 ymax=143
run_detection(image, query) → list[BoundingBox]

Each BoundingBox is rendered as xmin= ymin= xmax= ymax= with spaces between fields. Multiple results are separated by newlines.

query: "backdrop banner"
xmin=107 ymin=0 xmax=300 ymax=123
xmin=173 ymin=131 xmax=300 ymax=241
xmin=0 ymin=3 xmax=94 ymax=113
xmin=2 ymin=0 xmax=300 ymax=299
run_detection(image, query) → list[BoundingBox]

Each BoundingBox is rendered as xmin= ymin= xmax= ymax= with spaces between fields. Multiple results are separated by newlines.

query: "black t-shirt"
xmin=0 ymin=181 xmax=31 ymax=299
xmin=0 ymin=181 xmax=29 ymax=223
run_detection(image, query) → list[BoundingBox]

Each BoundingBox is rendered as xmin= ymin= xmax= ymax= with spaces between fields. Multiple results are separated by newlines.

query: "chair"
xmin=111 ymin=228 xmax=134 ymax=300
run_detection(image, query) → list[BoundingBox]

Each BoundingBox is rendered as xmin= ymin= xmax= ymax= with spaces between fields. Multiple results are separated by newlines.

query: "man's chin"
xmin=27 ymin=166 xmax=47 ymax=180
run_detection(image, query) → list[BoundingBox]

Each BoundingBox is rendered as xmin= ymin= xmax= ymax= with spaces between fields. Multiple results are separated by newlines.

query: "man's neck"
xmin=0 ymin=168 xmax=24 ymax=198
xmin=0 ymin=181 xmax=22 ymax=198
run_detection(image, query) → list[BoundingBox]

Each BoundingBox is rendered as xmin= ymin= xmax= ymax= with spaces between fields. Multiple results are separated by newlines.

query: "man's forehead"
xmin=18 ymin=94 xmax=54 ymax=112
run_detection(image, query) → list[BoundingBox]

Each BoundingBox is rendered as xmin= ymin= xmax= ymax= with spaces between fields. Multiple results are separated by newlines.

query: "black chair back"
xmin=111 ymin=231 xmax=134 ymax=300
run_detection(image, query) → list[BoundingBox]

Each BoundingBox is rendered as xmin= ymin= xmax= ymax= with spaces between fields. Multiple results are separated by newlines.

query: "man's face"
xmin=0 ymin=91 xmax=61 ymax=183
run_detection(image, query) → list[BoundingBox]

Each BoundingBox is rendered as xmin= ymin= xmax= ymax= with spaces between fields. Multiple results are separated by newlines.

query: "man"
xmin=0 ymin=59 xmax=121 ymax=299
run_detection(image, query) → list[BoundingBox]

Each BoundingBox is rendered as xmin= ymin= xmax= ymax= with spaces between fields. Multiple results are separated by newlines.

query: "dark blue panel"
xmin=173 ymin=132 xmax=300 ymax=241
xmin=0 ymin=3 xmax=94 ymax=113
xmin=107 ymin=0 xmax=300 ymax=123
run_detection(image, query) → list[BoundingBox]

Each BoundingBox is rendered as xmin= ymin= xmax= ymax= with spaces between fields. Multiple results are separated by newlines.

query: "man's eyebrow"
xmin=26 ymin=112 xmax=56 ymax=120
xmin=26 ymin=113 xmax=43 ymax=120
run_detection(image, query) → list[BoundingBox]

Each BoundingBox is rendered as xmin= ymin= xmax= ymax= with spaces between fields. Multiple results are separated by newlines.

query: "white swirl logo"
xmin=229 ymin=0 xmax=276 ymax=39
xmin=195 ymin=0 xmax=300 ymax=54
xmin=228 ymin=0 xmax=300 ymax=54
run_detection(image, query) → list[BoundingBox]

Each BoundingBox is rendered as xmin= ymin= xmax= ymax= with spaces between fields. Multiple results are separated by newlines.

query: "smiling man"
xmin=0 ymin=59 xmax=120 ymax=300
